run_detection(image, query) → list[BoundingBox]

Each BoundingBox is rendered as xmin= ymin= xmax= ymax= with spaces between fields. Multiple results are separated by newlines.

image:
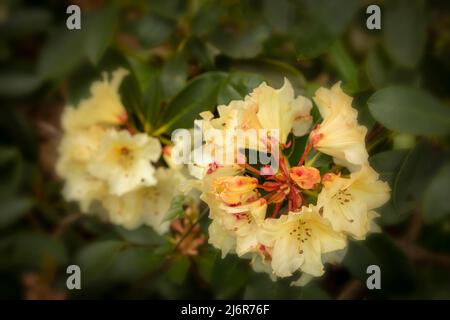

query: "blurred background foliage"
xmin=0 ymin=0 xmax=450 ymax=299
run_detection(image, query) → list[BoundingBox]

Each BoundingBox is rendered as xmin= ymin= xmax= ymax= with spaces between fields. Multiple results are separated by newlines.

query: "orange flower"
xmin=212 ymin=176 xmax=258 ymax=205
xmin=289 ymin=166 xmax=321 ymax=189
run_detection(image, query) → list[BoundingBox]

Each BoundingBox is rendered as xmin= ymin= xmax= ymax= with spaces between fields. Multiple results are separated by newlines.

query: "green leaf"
xmin=66 ymin=64 xmax=99 ymax=106
xmin=263 ymin=0 xmax=295 ymax=33
xmin=110 ymin=247 xmax=165 ymax=282
xmin=161 ymin=54 xmax=188 ymax=99
xmin=76 ymin=240 xmax=124 ymax=284
xmin=211 ymin=254 xmax=250 ymax=299
xmin=195 ymin=249 xmax=219 ymax=284
xmin=343 ymin=235 xmax=414 ymax=295
xmin=329 ymin=41 xmax=360 ymax=93
xmin=0 ymin=8 xmax=52 ymax=38
xmin=0 ymin=197 xmax=33 ymax=228
xmin=142 ymin=74 xmax=163 ymax=129
xmin=208 ymin=24 xmax=270 ymax=59
xmin=128 ymin=58 xmax=158 ymax=94
xmin=135 ymin=14 xmax=175 ymax=48
xmin=383 ymin=0 xmax=427 ymax=68
xmin=231 ymin=59 xmax=306 ymax=90
xmin=167 ymin=256 xmax=190 ymax=285
xmin=217 ymin=72 xmax=264 ymax=105
xmin=423 ymin=163 xmax=450 ymax=224
xmin=116 ymin=225 xmax=167 ymax=246
xmin=12 ymin=232 xmax=68 ymax=268
xmin=185 ymin=37 xmax=216 ymax=69
xmin=368 ymin=86 xmax=450 ymax=136
xmin=392 ymin=143 xmax=444 ymax=215
xmin=84 ymin=4 xmax=119 ymax=64
xmin=38 ymin=28 xmax=85 ymax=80
xmin=244 ymin=273 xmax=304 ymax=299
xmin=191 ymin=2 xmax=224 ymax=37
xmin=156 ymin=71 xmax=229 ymax=133
xmin=0 ymin=73 xmax=42 ymax=96
xmin=163 ymin=195 xmax=185 ymax=223
xmin=369 ymin=149 xmax=409 ymax=225
xmin=293 ymin=0 xmax=359 ymax=59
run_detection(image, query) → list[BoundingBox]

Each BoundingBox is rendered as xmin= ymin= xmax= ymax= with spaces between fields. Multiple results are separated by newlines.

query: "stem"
xmin=159 ymin=135 xmax=173 ymax=146
xmin=305 ymin=151 xmax=321 ymax=167
xmin=245 ymin=163 xmax=261 ymax=176
xmin=172 ymin=207 xmax=209 ymax=253
xmin=298 ymin=140 xmax=314 ymax=166
xmin=271 ymin=202 xmax=282 ymax=218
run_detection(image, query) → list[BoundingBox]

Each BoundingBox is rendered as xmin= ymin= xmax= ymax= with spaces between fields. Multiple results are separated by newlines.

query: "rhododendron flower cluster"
xmin=56 ymin=69 xmax=185 ymax=233
xmin=182 ymin=80 xmax=390 ymax=285
xmin=57 ymin=70 xmax=390 ymax=284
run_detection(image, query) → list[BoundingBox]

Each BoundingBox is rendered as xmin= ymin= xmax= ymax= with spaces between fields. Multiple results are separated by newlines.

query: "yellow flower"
xmin=88 ymin=129 xmax=161 ymax=196
xmin=259 ymin=206 xmax=346 ymax=277
xmin=317 ymin=165 xmax=390 ymax=239
xmin=57 ymin=125 xmax=105 ymax=168
xmin=62 ymin=68 xmax=129 ymax=131
xmin=102 ymin=167 xmax=186 ymax=233
xmin=253 ymin=78 xmax=313 ymax=144
xmin=59 ymin=168 xmax=106 ymax=213
xmin=56 ymin=125 xmax=107 ymax=212
xmin=289 ymin=166 xmax=321 ymax=189
xmin=218 ymin=199 xmax=267 ymax=256
xmin=197 ymin=166 xmax=268 ymax=257
xmin=208 ymin=218 xmax=236 ymax=258
xmin=189 ymin=79 xmax=312 ymax=178
xmin=311 ymin=83 xmax=368 ymax=169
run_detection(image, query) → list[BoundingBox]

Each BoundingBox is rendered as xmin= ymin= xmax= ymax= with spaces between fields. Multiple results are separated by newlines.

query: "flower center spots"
xmin=334 ymin=189 xmax=355 ymax=223
xmin=117 ymin=146 xmax=135 ymax=168
xmin=288 ymin=220 xmax=312 ymax=254
xmin=335 ymin=189 xmax=352 ymax=205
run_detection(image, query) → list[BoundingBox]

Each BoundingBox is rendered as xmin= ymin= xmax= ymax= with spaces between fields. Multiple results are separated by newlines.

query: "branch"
xmin=394 ymin=240 xmax=450 ymax=270
xmin=337 ymin=279 xmax=366 ymax=300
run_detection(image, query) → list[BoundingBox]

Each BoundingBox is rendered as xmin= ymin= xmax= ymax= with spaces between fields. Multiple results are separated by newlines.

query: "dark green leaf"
xmin=231 ymin=59 xmax=306 ymax=90
xmin=0 ymin=73 xmax=42 ymax=96
xmin=84 ymin=4 xmax=119 ymax=64
xmin=383 ymin=0 xmax=427 ymax=68
xmin=217 ymin=72 xmax=264 ymax=105
xmin=343 ymin=234 xmax=414 ymax=295
xmin=211 ymin=254 xmax=250 ymax=299
xmin=157 ymin=72 xmax=228 ymax=133
xmin=167 ymin=256 xmax=190 ymax=285
xmin=329 ymin=41 xmax=360 ymax=93
xmin=208 ymin=24 xmax=270 ymax=59
xmin=0 ymin=8 xmax=52 ymax=38
xmin=0 ymin=197 xmax=33 ymax=228
xmin=116 ymin=225 xmax=167 ymax=246
xmin=12 ymin=232 xmax=68 ymax=268
xmin=368 ymin=86 xmax=450 ymax=136
xmin=161 ymin=54 xmax=188 ymax=99
xmin=135 ymin=14 xmax=175 ymax=48
xmin=110 ymin=247 xmax=165 ymax=282
xmin=76 ymin=240 xmax=124 ymax=284
xmin=423 ymin=163 xmax=450 ymax=224
xmin=293 ymin=0 xmax=359 ymax=59
xmin=392 ymin=143 xmax=444 ymax=215
xmin=370 ymin=149 xmax=409 ymax=225
xmin=38 ymin=29 xmax=85 ymax=80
